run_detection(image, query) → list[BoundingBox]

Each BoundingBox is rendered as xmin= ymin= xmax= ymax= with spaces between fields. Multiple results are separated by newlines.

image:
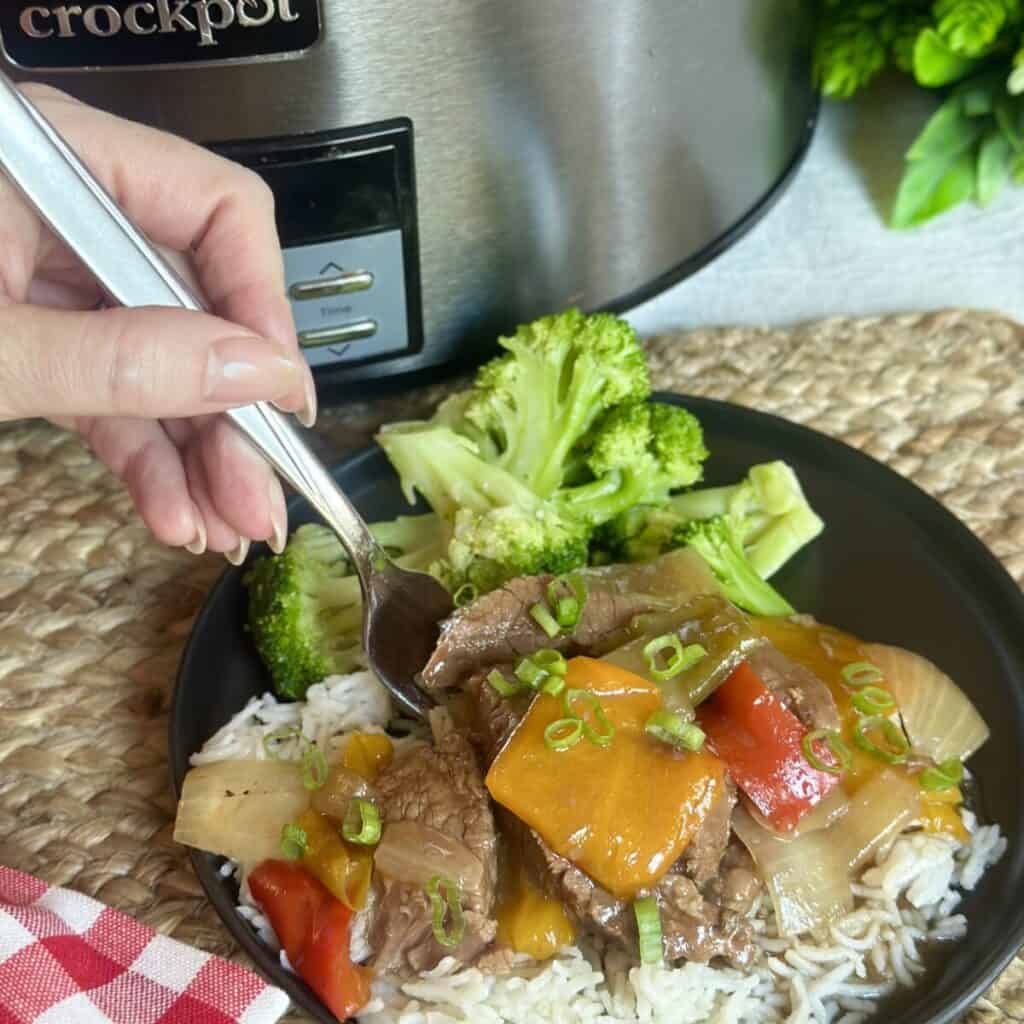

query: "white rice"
xmin=195 ymin=670 xmax=1006 ymax=1024
xmin=189 ymin=670 xmax=394 ymax=766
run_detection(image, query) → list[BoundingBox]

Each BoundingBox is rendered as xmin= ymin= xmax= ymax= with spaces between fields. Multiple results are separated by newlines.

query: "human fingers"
xmin=183 ymin=439 xmax=246 ymax=557
xmin=195 ymin=417 xmax=288 ymax=554
xmin=20 ymin=83 xmax=316 ymax=427
xmin=0 ymin=304 xmax=305 ymax=420
xmin=76 ymin=415 xmax=205 ymax=551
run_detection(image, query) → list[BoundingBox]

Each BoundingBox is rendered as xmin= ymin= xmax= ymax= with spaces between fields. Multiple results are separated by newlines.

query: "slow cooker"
xmin=1 ymin=1 xmax=816 ymax=390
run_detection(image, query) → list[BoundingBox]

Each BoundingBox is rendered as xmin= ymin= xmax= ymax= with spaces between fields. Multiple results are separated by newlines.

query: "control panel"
xmin=212 ymin=120 xmax=423 ymax=385
xmin=283 ymin=231 xmax=408 ymax=368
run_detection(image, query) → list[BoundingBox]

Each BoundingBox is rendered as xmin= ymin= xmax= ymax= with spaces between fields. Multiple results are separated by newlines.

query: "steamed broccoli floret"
xmin=444 ymin=504 xmax=590 ymax=593
xmin=245 ymin=516 xmax=448 ymax=699
xmin=454 ymin=309 xmax=651 ymax=497
xmin=598 ymin=460 xmax=822 ymax=579
xmin=667 ymin=461 xmax=823 ymax=579
xmin=681 ymin=517 xmax=795 ymax=617
xmin=592 ymin=503 xmax=682 ymax=564
xmin=377 ymin=422 xmax=591 ymax=590
xmin=554 ymin=403 xmax=708 ymax=526
xmin=377 ymin=423 xmax=545 ymax=519
xmin=245 ymin=524 xmax=364 ymax=700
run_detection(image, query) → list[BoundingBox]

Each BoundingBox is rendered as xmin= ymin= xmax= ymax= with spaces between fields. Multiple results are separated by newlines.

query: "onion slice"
xmin=732 ymin=806 xmax=853 ymax=936
xmin=733 ymin=768 xmax=924 ymax=936
xmin=173 ymin=759 xmax=309 ymax=874
xmin=782 ymin=787 xmax=850 ymax=838
xmin=374 ymin=821 xmax=485 ymax=898
xmin=863 ymin=643 xmax=989 ymax=763
xmin=833 ymin=769 xmax=921 ymax=871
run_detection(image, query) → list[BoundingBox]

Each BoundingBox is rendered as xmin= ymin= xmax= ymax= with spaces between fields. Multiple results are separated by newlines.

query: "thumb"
xmin=0 ymin=304 xmax=308 ymax=420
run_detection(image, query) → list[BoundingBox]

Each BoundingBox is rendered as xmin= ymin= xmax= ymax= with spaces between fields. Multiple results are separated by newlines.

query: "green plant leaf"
xmin=995 ymin=92 xmax=1024 ymax=150
xmin=934 ymin=0 xmax=1011 ymax=59
xmin=1011 ymin=151 xmax=1024 ymax=183
xmin=913 ymin=27 xmax=984 ymax=86
xmin=977 ymin=131 xmax=1013 ymax=203
xmin=892 ymin=148 xmax=979 ymax=227
xmin=906 ymin=94 xmax=986 ymax=161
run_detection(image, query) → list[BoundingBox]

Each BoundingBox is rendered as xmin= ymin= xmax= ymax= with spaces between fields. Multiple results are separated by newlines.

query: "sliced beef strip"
xmin=680 ymin=777 xmax=737 ymax=887
xmin=746 ymin=643 xmax=840 ymax=732
xmin=520 ymin=782 xmax=756 ymax=969
xmin=656 ymin=874 xmax=757 ymax=968
xmin=369 ymin=881 xmax=496 ymax=974
xmin=714 ymin=841 xmax=761 ymax=917
xmin=466 ymin=667 xmax=528 ymax=763
xmin=420 ymin=550 xmax=720 ymax=693
xmin=368 ymin=709 xmax=499 ymax=974
xmin=522 ymin=825 xmax=635 ymax=948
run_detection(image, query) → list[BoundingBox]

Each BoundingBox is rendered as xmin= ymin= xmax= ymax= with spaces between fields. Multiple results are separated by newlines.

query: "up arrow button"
xmin=290 ymin=267 xmax=374 ymax=301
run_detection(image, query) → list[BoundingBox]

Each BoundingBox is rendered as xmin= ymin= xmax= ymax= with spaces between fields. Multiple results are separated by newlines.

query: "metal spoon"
xmin=0 ymin=73 xmax=449 ymax=718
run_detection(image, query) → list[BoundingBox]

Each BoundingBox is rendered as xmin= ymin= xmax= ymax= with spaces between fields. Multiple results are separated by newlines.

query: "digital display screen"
xmin=258 ymin=147 xmax=401 ymax=248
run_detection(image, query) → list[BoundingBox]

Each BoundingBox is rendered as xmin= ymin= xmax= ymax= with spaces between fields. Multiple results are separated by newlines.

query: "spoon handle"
xmin=0 ymin=72 xmax=381 ymax=577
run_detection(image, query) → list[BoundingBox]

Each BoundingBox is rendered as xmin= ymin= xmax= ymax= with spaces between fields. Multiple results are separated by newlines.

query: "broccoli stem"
xmin=667 ymin=484 xmax=736 ymax=523
xmin=746 ymin=504 xmax=824 ymax=580
xmin=683 ymin=518 xmax=795 ymax=617
xmin=316 ymin=574 xmax=362 ymax=608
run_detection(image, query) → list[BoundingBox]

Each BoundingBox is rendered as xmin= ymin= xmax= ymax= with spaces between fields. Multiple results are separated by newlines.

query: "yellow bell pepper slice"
xmin=486 ymin=657 xmax=725 ymax=900
xmin=294 ymin=809 xmax=373 ymax=909
xmin=343 ymin=733 xmax=394 ymax=781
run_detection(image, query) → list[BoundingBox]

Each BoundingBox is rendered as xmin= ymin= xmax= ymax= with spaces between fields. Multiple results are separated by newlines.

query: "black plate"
xmin=170 ymin=394 xmax=1024 ymax=1024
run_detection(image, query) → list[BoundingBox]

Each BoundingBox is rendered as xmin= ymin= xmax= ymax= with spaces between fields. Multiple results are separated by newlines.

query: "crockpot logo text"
xmin=18 ymin=1 xmax=302 ymax=47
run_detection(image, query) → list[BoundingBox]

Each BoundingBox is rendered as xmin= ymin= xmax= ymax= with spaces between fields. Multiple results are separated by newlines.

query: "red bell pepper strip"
xmin=249 ymin=859 xmax=371 ymax=1020
xmin=697 ymin=661 xmax=839 ymax=831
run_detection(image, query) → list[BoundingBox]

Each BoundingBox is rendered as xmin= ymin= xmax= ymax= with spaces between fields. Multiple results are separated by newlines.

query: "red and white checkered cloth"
xmin=0 ymin=866 xmax=289 ymax=1024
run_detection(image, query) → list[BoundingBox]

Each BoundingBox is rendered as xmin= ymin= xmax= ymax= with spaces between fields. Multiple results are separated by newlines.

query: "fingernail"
xmin=225 ymin=537 xmax=250 ymax=566
xmin=204 ymin=337 xmax=303 ymax=404
xmin=297 ymin=369 xmax=318 ymax=429
xmin=268 ymin=477 xmax=288 ymax=554
xmin=184 ymin=510 xmax=207 ymax=555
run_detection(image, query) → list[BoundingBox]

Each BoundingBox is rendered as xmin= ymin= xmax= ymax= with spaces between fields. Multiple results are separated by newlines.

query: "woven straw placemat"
xmin=0 ymin=309 xmax=1021 ymax=1023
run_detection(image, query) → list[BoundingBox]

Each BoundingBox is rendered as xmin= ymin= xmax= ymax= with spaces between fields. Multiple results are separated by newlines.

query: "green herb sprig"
xmin=813 ymin=0 xmax=1024 ymax=225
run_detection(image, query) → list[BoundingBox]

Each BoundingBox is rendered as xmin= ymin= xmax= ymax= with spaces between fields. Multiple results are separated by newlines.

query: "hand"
xmin=0 ymin=84 xmax=316 ymax=561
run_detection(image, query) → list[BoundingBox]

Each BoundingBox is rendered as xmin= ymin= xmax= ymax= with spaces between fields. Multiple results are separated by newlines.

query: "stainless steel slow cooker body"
xmin=3 ymin=1 xmax=816 ymax=385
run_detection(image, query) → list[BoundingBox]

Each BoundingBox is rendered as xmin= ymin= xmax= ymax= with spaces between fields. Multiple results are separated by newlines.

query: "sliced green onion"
xmin=563 ymin=688 xmax=616 ymax=748
xmin=301 ymin=744 xmax=328 ymax=790
xmin=841 ymin=661 xmax=884 ymax=687
xmin=644 ymin=710 xmax=705 ymax=752
xmin=515 ymin=657 xmax=548 ymax=689
xmin=342 ymin=798 xmax=382 ymax=845
xmin=642 ymin=634 xmax=706 ymax=682
xmin=262 ymin=724 xmax=302 ymax=760
xmin=530 ymin=602 xmax=561 ymax=638
xmin=544 ymin=717 xmax=583 ymax=751
xmin=487 ymin=669 xmax=523 ymax=698
xmin=851 ymin=686 xmax=896 ymax=715
xmin=453 ymin=583 xmax=478 ymax=608
xmin=426 ymin=875 xmax=465 ymax=948
xmin=279 ymin=823 xmax=307 ymax=860
xmin=514 ymin=650 xmax=568 ymax=695
xmin=545 ymin=574 xmax=588 ymax=632
xmin=920 ymin=757 xmax=965 ymax=792
xmin=633 ymin=896 xmax=664 ymax=965
xmin=532 ymin=649 xmax=567 ymax=676
xmin=853 ymin=715 xmax=910 ymax=764
xmin=554 ymin=596 xmax=580 ymax=629
xmin=539 ymin=674 xmax=566 ymax=697
xmin=801 ymin=728 xmax=852 ymax=775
